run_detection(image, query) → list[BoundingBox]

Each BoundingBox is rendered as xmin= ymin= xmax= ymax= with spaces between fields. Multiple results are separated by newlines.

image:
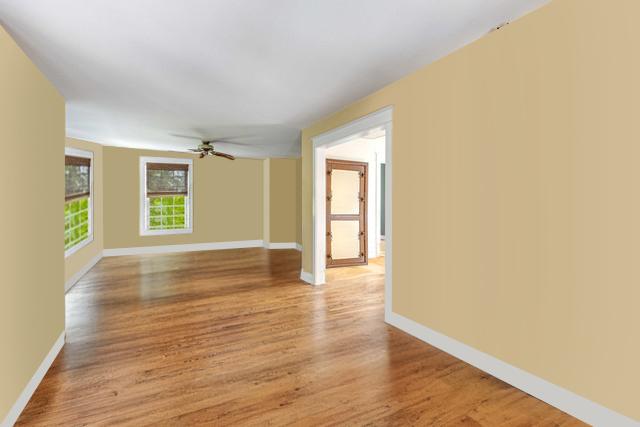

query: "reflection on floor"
xmin=325 ymin=256 xmax=385 ymax=283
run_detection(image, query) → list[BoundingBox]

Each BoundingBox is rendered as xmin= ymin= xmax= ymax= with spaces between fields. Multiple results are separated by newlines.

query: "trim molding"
xmin=299 ymin=270 xmax=316 ymax=285
xmin=264 ymin=242 xmax=298 ymax=250
xmin=103 ymin=240 xmax=264 ymax=257
xmin=295 ymin=243 xmax=302 ymax=252
xmin=65 ymin=253 xmax=103 ymax=293
xmin=386 ymin=312 xmax=637 ymax=427
xmin=1 ymin=331 xmax=65 ymax=427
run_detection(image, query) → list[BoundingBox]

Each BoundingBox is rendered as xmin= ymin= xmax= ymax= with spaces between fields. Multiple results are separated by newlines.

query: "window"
xmin=140 ymin=157 xmax=193 ymax=235
xmin=65 ymin=148 xmax=93 ymax=256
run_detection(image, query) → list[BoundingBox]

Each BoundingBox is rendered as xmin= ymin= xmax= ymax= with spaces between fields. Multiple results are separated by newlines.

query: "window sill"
xmin=65 ymin=235 xmax=94 ymax=258
xmin=140 ymin=228 xmax=193 ymax=237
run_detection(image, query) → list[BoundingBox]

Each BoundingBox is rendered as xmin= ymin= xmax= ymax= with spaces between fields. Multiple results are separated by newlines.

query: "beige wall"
xmin=0 ymin=26 xmax=65 ymax=421
xmin=65 ymin=138 xmax=103 ymax=284
xmin=301 ymin=0 xmax=640 ymax=420
xmin=103 ymin=147 xmax=263 ymax=248
xmin=295 ymin=158 xmax=302 ymax=245
xmin=268 ymin=158 xmax=299 ymax=243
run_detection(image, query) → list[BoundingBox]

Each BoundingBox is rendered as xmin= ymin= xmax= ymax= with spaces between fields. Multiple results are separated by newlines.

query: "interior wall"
xmin=64 ymin=138 xmax=103 ymax=284
xmin=295 ymin=158 xmax=302 ymax=246
xmin=262 ymin=159 xmax=270 ymax=244
xmin=301 ymin=0 xmax=640 ymax=420
xmin=269 ymin=158 xmax=299 ymax=243
xmin=103 ymin=147 xmax=263 ymax=249
xmin=0 ymin=25 xmax=65 ymax=422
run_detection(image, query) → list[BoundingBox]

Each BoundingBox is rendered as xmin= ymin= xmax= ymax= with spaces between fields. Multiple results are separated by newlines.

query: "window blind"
xmin=146 ymin=163 xmax=189 ymax=196
xmin=65 ymin=155 xmax=91 ymax=201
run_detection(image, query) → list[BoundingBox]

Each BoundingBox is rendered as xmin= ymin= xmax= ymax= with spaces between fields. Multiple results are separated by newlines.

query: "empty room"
xmin=1 ymin=0 xmax=639 ymax=425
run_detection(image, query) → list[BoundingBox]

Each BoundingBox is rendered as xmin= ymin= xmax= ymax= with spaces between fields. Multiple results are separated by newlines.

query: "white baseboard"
xmin=295 ymin=243 xmax=302 ymax=251
xmin=1 ymin=331 xmax=65 ymax=427
xmin=65 ymin=253 xmax=103 ymax=293
xmin=300 ymin=270 xmax=317 ymax=285
xmin=103 ymin=240 xmax=264 ymax=257
xmin=264 ymin=242 xmax=298 ymax=250
xmin=386 ymin=312 xmax=637 ymax=427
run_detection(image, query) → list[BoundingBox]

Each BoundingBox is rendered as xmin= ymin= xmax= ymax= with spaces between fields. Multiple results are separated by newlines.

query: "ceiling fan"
xmin=188 ymin=141 xmax=235 ymax=160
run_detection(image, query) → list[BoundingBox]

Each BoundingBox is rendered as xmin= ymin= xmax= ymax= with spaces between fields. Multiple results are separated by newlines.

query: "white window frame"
xmin=139 ymin=156 xmax=193 ymax=236
xmin=65 ymin=147 xmax=94 ymax=258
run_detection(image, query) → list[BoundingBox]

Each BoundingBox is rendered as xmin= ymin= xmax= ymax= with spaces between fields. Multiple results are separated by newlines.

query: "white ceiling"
xmin=0 ymin=0 xmax=548 ymax=158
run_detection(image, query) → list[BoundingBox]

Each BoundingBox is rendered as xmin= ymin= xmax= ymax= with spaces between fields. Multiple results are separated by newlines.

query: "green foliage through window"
xmin=65 ymin=197 xmax=90 ymax=251
xmin=148 ymin=196 xmax=188 ymax=230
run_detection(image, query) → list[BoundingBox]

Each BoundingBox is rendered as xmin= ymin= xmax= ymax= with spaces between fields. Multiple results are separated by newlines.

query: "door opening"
xmin=309 ymin=106 xmax=392 ymax=321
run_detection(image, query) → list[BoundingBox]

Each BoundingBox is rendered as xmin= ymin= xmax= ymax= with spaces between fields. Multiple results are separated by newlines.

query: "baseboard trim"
xmin=264 ymin=242 xmax=298 ymax=250
xmin=295 ymin=243 xmax=302 ymax=251
xmin=65 ymin=253 xmax=103 ymax=293
xmin=386 ymin=312 xmax=637 ymax=427
xmin=103 ymin=240 xmax=264 ymax=257
xmin=1 ymin=331 xmax=65 ymax=427
xmin=299 ymin=270 xmax=317 ymax=285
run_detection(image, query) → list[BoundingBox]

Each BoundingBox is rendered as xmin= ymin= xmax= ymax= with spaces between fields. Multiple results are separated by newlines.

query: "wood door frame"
xmin=326 ymin=159 xmax=368 ymax=268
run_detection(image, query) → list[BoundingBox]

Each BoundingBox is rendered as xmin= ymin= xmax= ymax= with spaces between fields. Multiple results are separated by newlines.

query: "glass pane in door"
xmin=331 ymin=169 xmax=360 ymax=215
xmin=331 ymin=220 xmax=360 ymax=259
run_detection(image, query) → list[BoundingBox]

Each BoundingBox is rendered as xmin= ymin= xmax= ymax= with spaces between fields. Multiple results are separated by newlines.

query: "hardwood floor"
xmin=18 ymin=248 xmax=583 ymax=426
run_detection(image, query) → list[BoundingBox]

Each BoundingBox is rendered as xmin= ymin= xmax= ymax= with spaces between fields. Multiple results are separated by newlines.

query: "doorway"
xmin=310 ymin=106 xmax=392 ymax=321
xmin=326 ymin=159 xmax=368 ymax=268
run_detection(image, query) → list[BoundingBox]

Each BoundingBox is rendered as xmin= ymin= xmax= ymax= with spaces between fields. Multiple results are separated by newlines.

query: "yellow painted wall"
xmin=64 ymin=138 xmax=103 ymax=283
xmin=269 ymin=158 xmax=298 ymax=243
xmin=103 ymin=147 xmax=264 ymax=248
xmin=295 ymin=158 xmax=302 ymax=245
xmin=301 ymin=0 xmax=640 ymax=420
xmin=0 ymin=26 xmax=65 ymax=421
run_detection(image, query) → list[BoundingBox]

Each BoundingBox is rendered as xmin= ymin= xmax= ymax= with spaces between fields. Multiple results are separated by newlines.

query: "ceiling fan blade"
xmin=212 ymin=140 xmax=253 ymax=146
xmin=188 ymin=148 xmax=201 ymax=152
xmin=200 ymin=134 xmax=257 ymax=141
xmin=199 ymin=152 xmax=206 ymax=159
xmin=170 ymin=133 xmax=203 ymax=140
xmin=212 ymin=151 xmax=235 ymax=160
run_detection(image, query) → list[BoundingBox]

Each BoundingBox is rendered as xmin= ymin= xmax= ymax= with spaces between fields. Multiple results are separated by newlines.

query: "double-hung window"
xmin=140 ymin=157 xmax=193 ymax=235
xmin=65 ymin=148 xmax=93 ymax=256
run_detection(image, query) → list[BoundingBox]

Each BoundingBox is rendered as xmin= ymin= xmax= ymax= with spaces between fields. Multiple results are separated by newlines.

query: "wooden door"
xmin=326 ymin=159 xmax=367 ymax=268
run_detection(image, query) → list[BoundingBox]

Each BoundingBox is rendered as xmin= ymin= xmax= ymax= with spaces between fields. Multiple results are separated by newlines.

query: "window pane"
xmin=331 ymin=220 xmax=361 ymax=259
xmin=64 ymin=196 xmax=91 ymax=252
xmin=65 ymin=164 xmax=90 ymax=199
xmin=147 ymin=170 xmax=188 ymax=195
xmin=330 ymin=169 xmax=361 ymax=215
xmin=147 ymin=196 xmax=188 ymax=231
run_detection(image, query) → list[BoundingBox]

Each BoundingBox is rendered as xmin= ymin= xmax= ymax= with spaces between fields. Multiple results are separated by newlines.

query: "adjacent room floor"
xmin=18 ymin=249 xmax=583 ymax=425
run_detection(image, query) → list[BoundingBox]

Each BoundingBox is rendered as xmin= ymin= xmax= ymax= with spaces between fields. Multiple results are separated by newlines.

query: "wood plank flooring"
xmin=17 ymin=248 xmax=583 ymax=426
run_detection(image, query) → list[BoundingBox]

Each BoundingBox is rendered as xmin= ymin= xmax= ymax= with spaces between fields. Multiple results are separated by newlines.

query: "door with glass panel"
xmin=326 ymin=159 xmax=367 ymax=268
